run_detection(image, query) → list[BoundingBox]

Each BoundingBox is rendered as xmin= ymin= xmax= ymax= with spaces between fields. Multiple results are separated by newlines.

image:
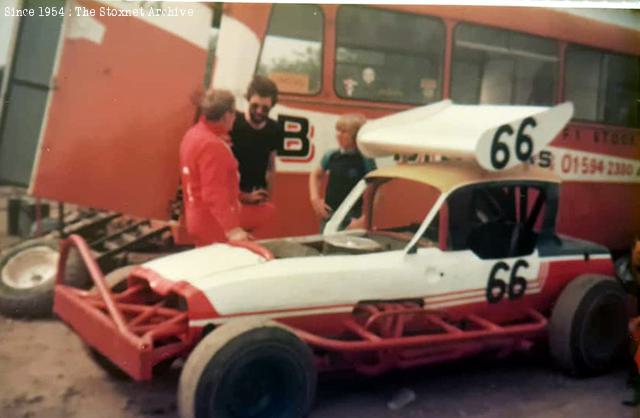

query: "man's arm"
xmin=309 ymin=165 xmax=331 ymax=219
xmin=199 ymin=143 xmax=249 ymax=240
xmin=265 ymin=123 xmax=284 ymax=199
xmin=265 ymin=150 xmax=276 ymax=197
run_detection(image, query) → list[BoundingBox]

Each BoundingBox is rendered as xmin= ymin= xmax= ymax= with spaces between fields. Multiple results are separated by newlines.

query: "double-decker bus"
xmin=0 ymin=2 xmax=638 ymax=253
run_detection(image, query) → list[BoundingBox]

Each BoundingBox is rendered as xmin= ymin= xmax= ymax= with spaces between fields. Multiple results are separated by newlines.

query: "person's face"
xmin=336 ymin=126 xmax=356 ymax=151
xmin=247 ymin=94 xmax=273 ymax=125
xmin=362 ymin=68 xmax=375 ymax=85
xmin=222 ymin=107 xmax=236 ymax=132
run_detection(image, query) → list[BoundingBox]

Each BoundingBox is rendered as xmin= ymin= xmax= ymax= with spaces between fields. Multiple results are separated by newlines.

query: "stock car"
xmin=53 ymin=101 xmax=628 ymax=418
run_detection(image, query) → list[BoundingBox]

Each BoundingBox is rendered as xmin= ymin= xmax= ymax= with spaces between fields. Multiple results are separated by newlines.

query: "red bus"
xmin=0 ymin=2 xmax=638 ymax=253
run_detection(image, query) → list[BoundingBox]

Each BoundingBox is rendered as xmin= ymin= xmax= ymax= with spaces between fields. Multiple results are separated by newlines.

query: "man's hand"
xmin=240 ymin=189 xmax=269 ymax=205
xmin=226 ymin=227 xmax=253 ymax=241
xmin=311 ymin=197 xmax=332 ymax=219
xmin=347 ymin=216 xmax=366 ymax=230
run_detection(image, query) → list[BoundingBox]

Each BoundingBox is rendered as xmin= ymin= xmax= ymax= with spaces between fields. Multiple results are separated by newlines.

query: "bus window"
xmin=564 ymin=47 xmax=601 ymax=122
xmin=256 ymin=4 xmax=323 ymax=95
xmin=451 ymin=23 xmax=557 ymax=106
xmin=335 ymin=5 xmax=444 ymax=105
xmin=603 ymin=54 xmax=638 ymax=127
xmin=565 ymin=45 xmax=639 ymax=127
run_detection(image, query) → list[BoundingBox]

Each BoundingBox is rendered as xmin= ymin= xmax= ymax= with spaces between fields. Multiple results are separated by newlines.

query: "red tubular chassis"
xmin=54 ymin=235 xmax=194 ymax=380
xmin=54 ymin=235 xmax=549 ymax=381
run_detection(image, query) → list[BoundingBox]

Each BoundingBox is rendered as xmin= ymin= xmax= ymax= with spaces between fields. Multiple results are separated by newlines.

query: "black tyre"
xmin=549 ymin=274 xmax=627 ymax=376
xmin=0 ymin=239 xmax=92 ymax=318
xmin=178 ymin=319 xmax=317 ymax=418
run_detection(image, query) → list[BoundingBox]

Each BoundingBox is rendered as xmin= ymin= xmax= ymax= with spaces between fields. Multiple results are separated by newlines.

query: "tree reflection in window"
xmin=256 ymin=4 xmax=323 ymax=95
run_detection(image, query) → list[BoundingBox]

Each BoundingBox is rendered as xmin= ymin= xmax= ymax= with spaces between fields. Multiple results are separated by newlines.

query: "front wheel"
xmin=178 ymin=319 xmax=317 ymax=418
xmin=549 ymin=274 xmax=627 ymax=376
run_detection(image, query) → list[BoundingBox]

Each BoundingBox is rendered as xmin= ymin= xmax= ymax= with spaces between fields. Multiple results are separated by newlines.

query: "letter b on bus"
xmin=278 ymin=115 xmax=312 ymax=160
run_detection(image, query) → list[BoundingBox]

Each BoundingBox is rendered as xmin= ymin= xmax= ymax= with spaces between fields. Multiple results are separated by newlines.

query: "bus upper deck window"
xmin=256 ymin=4 xmax=323 ymax=95
xmin=451 ymin=23 xmax=558 ymax=107
xmin=565 ymin=45 xmax=639 ymax=128
xmin=564 ymin=47 xmax=602 ymax=123
xmin=335 ymin=5 xmax=445 ymax=105
xmin=603 ymin=53 xmax=639 ymax=127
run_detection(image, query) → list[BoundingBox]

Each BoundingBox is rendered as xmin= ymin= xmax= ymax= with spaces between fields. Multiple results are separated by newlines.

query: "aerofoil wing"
xmin=357 ymin=100 xmax=573 ymax=171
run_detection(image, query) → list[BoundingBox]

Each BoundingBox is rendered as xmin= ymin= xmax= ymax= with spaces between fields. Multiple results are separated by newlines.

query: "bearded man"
xmin=229 ymin=76 xmax=283 ymax=237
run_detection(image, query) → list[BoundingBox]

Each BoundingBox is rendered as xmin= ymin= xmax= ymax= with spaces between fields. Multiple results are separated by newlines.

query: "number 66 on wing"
xmin=476 ymin=102 xmax=573 ymax=171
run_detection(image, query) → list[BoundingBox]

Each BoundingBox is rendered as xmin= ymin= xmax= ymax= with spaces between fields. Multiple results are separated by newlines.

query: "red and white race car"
xmin=53 ymin=102 xmax=628 ymax=418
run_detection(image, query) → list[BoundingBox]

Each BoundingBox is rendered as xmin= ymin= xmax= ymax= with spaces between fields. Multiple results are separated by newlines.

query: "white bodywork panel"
xmin=142 ymin=241 xmax=550 ymax=320
xmin=143 ymin=244 xmax=266 ymax=281
xmin=357 ymin=100 xmax=573 ymax=171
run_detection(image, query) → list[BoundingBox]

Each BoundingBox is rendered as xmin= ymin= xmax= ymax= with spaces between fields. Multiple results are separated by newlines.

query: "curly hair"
xmin=246 ymin=75 xmax=279 ymax=105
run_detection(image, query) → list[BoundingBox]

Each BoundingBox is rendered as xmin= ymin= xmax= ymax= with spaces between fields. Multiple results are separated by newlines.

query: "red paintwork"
xmin=53 ymin=234 xmax=618 ymax=379
xmin=294 ymin=304 xmax=547 ymax=375
xmin=268 ymin=172 xmax=320 ymax=237
xmin=558 ymin=183 xmax=640 ymax=251
xmin=54 ymin=235 xmax=202 ymax=381
xmin=31 ymin=0 xmax=208 ymax=220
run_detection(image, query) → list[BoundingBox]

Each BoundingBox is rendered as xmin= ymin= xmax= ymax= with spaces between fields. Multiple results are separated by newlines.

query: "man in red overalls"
xmin=180 ymin=89 xmax=251 ymax=246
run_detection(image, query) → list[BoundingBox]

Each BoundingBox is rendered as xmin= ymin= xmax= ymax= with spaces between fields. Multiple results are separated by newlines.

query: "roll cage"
xmin=325 ymin=174 xmax=558 ymax=259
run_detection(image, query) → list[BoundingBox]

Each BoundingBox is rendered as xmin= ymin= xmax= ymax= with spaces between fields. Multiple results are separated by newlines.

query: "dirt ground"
xmin=0 ymin=190 xmax=638 ymax=418
xmin=0 ymin=315 xmax=637 ymax=418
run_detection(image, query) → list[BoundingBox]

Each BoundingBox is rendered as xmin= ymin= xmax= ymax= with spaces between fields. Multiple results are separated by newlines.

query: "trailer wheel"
xmin=178 ymin=319 xmax=317 ymax=418
xmin=549 ymin=274 xmax=627 ymax=376
xmin=0 ymin=239 xmax=91 ymax=318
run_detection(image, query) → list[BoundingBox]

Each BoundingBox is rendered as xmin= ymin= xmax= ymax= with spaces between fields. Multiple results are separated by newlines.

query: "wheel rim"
xmin=217 ymin=352 xmax=299 ymax=418
xmin=1 ymin=246 xmax=59 ymax=290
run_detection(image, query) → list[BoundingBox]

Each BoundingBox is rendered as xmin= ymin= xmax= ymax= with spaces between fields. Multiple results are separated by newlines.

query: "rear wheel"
xmin=0 ymin=239 xmax=91 ymax=317
xmin=549 ymin=274 xmax=627 ymax=376
xmin=178 ymin=319 xmax=317 ymax=418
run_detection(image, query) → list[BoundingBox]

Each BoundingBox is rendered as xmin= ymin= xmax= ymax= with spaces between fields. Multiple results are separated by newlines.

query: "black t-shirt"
xmin=230 ymin=112 xmax=283 ymax=192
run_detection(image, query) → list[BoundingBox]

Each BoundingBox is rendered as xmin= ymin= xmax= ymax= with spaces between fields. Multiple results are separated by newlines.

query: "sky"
xmin=0 ymin=0 xmax=19 ymax=68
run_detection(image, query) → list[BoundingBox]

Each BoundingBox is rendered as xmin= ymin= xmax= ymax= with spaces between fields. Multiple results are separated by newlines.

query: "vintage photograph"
xmin=0 ymin=1 xmax=638 ymax=417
